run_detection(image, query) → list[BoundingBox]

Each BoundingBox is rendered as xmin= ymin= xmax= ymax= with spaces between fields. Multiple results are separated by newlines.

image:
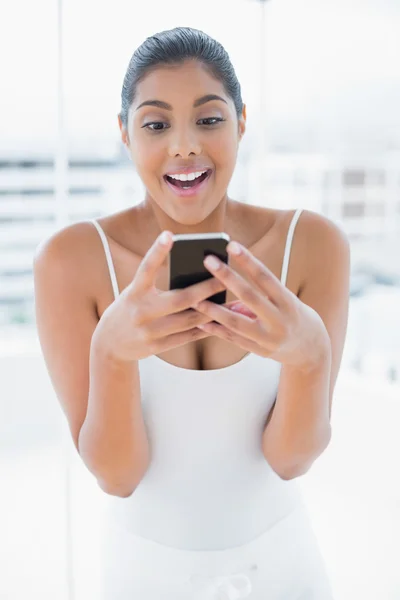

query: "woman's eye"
xmin=142 ymin=122 xmax=169 ymax=132
xmin=198 ymin=117 xmax=225 ymax=126
xmin=142 ymin=118 xmax=224 ymax=132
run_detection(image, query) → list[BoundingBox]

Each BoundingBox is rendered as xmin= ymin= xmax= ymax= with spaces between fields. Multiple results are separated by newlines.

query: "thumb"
xmin=131 ymin=230 xmax=173 ymax=293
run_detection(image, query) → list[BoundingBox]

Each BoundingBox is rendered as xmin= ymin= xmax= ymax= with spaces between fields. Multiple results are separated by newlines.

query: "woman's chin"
xmin=162 ymin=194 xmax=215 ymax=224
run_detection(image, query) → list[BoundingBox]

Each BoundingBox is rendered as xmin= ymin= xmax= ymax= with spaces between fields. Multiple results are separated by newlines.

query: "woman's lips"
xmin=163 ymin=169 xmax=213 ymax=198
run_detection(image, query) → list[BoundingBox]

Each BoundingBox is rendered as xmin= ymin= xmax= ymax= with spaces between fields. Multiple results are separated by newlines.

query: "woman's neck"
xmin=141 ymin=192 xmax=234 ymax=236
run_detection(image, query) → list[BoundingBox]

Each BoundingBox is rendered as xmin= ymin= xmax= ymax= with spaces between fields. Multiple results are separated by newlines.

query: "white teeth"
xmin=167 ymin=170 xmax=207 ymax=181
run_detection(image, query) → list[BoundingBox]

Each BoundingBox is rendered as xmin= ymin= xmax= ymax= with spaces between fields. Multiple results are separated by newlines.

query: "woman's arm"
xmin=80 ymin=329 xmax=150 ymax=497
xmin=192 ymin=210 xmax=350 ymax=480
xmin=33 ymin=223 xmax=149 ymax=497
xmin=262 ymin=212 xmax=350 ymax=479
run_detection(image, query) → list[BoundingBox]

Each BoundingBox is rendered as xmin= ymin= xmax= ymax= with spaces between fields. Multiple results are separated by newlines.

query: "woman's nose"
xmin=168 ymin=129 xmax=202 ymax=158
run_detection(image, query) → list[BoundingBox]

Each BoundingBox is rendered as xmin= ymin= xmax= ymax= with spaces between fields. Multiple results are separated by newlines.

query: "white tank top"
xmin=91 ymin=208 xmax=306 ymax=550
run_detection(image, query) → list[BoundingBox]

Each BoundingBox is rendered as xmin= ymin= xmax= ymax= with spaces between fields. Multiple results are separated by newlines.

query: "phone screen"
xmin=169 ymin=233 xmax=230 ymax=304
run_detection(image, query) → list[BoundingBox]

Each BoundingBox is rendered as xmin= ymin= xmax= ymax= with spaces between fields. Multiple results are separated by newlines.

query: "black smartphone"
xmin=169 ymin=232 xmax=230 ymax=304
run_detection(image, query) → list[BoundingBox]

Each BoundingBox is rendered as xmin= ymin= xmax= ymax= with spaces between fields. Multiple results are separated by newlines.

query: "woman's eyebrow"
xmin=135 ymin=94 xmax=228 ymax=111
xmin=193 ymin=94 xmax=228 ymax=107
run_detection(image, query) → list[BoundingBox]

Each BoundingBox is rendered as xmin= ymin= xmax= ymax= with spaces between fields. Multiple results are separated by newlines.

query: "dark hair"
xmin=119 ymin=27 xmax=243 ymax=130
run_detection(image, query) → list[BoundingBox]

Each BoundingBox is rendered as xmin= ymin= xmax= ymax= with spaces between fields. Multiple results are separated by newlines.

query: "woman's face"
xmin=119 ymin=60 xmax=246 ymax=226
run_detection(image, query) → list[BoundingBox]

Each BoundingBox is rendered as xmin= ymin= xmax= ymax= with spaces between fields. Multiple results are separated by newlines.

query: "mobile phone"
xmin=169 ymin=232 xmax=230 ymax=304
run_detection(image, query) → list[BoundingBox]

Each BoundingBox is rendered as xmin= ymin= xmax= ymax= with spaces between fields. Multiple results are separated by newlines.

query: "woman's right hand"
xmin=93 ymin=231 xmax=226 ymax=362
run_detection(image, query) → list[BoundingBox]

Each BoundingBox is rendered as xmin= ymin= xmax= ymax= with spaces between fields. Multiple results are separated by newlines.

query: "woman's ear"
xmin=118 ymin=113 xmax=130 ymax=148
xmin=117 ymin=114 xmax=132 ymax=160
xmin=238 ymin=103 xmax=246 ymax=141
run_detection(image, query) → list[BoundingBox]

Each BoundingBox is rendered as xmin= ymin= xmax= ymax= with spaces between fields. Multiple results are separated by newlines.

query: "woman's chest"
xmin=96 ymin=256 xmax=250 ymax=369
xmin=95 ymin=223 xmax=299 ymax=371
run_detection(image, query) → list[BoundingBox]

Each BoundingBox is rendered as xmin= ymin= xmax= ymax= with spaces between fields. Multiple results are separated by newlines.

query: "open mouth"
xmin=164 ymin=169 xmax=212 ymax=190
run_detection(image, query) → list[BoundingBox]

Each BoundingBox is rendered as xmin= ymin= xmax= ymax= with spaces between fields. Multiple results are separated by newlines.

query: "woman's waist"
xmin=105 ymin=476 xmax=305 ymax=550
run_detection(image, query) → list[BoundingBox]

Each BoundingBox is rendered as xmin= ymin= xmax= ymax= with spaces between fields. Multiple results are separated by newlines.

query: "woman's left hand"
xmin=193 ymin=241 xmax=331 ymax=372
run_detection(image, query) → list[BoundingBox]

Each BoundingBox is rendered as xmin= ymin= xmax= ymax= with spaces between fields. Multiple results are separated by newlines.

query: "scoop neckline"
xmin=145 ymin=351 xmax=257 ymax=373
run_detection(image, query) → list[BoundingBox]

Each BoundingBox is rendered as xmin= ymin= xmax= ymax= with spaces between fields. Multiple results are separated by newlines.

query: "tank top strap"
xmin=280 ymin=208 xmax=303 ymax=287
xmin=91 ymin=219 xmax=120 ymax=301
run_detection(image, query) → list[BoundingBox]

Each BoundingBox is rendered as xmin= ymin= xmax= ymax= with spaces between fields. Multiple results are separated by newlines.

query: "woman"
xmin=34 ymin=27 xmax=350 ymax=600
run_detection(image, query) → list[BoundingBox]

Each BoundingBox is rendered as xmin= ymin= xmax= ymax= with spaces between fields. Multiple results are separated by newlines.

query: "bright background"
xmin=1 ymin=1 xmax=400 ymax=599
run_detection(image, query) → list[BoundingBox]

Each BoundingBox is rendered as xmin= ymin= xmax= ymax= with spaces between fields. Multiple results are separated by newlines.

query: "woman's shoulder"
xmin=236 ymin=203 xmax=349 ymax=295
xmin=242 ymin=204 xmax=348 ymax=249
xmin=34 ymin=205 xmax=141 ymax=267
xmin=34 ymin=218 xmax=98 ymax=273
xmin=33 ymin=216 xmax=122 ymax=306
xmin=272 ymin=207 xmax=349 ymax=265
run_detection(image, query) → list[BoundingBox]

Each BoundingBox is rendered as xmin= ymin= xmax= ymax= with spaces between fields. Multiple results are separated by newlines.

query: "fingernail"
xmin=228 ymin=241 xmax=242 ymax=256
xmin=159 ymin=231 xmax=171 ymax=245
xmin=204 ymin=255 xmax=220 ymax=270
